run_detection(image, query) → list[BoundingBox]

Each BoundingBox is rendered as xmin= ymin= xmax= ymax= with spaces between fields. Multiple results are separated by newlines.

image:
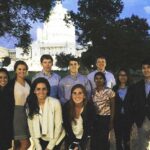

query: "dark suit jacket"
xmin=133 ymin=79 xmax=150 ymax=127
xmin=113 ymin=85 xmax=134 ymax=127
xmin=63 ymin=101 xmax=96 ymax=148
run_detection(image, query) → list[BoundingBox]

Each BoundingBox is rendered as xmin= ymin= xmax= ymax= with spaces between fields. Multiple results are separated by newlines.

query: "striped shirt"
xmin=92 ymin=88 xmax=115 ymax=115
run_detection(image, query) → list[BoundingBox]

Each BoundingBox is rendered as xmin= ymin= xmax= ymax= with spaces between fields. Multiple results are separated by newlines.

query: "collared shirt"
xmin=32 ymin=71 xmax=61 ymax=98
xmin=58 ymin=73 xmax=91 ymax=104
xmin=145 ymin=81 xmax=150 ymax=98
xmin=87 ymin=70 xmax=116 ymax=90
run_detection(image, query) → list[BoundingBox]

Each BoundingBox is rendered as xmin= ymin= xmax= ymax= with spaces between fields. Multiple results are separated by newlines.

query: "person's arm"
xmin=58 ymin=80 xmax=66 ymax=104
xmin=111 ymin=74 xmax=116 ymax=88
xmin=27 ymin=118 xmax=42 ymax=150
xmin=63 ymin=102 xmax=77 ymax=144
xmin=110 ymin=95 xmax=115 ymax=130
xmin=46 ymin=100 xmax=64 ymax=150
xmin=85 ymin=77 xmax=92 ymax=100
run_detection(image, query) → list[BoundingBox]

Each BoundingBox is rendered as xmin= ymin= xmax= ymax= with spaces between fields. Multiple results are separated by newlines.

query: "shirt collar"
xmin=42 ymin=70 xmax=52 ymax=77
xmin=69 ymin=73 xmax=80 ymax=79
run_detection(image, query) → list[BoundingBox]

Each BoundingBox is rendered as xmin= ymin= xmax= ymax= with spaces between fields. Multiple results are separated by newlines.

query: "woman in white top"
xmin=27 ymin=77 xmax=65 ymax=150
xmin=9 ymin=60 xmax=31 ymax=150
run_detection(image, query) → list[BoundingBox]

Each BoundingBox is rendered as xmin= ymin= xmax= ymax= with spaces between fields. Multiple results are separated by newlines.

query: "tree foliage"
xmin=55 ymin=53 xmax=75 ymax=69
xmin=2 ymin=57 xmax=11 ymax=67
xmin=0 ymin=0 xmax=56 ymax=52
xmin=70 ymin=0 xmax=150 ymax=71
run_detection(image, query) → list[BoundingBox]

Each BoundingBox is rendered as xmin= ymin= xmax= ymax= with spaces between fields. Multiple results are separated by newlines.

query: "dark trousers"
xmin=92 ymin=115 xmax=110 ymax=150
xmin=114 ymin=114 xmax=131 ymax=150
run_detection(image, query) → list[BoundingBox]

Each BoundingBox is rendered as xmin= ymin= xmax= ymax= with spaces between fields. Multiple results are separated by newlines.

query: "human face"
xmin=0 ymin=72 xmax=8 ymax=87
xmin=15 ymin=64 xmax=27 ymax=79
xmin=41 ymin=59 xmax=53 ymax=73
xmin=96 ymin=58 xmax=106 ymax=72
xmin=142 ymin=64 xmax=150 ymax=79
xmin=34 ymin=83 xmax=48 ymax=101
xmin=118 ymin=71 xmax=128 ymax=84
xmin=72 ymin=88 xmax=85 ymax=104
xmin=69 ymin=61 xmax=80 ymax=75
xmin=94 ymin=75 xmax=105 ymax=87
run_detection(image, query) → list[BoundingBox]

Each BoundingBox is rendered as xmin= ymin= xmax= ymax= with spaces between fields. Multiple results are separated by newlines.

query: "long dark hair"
xmin=26 ymin=77 xmax=50 ymax=119
xmin=116 ymin=68 xmax=131 ymax=89
xmin=68 ymin=84 xmax=87 ymax=123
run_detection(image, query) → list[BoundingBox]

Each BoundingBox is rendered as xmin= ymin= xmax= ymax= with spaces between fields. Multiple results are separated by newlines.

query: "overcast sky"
xmin=0 ymin=0 xmax=150 ymax=49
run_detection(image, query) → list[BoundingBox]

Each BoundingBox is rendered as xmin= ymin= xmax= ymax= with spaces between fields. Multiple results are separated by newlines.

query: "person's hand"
xmin=74 ymin=146 xmax=79 ymax=150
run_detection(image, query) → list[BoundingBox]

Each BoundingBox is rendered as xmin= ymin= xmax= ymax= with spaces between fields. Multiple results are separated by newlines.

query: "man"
xmin=133 ymin=58 xmax=150 ymax=150
xmin=58 ymin=58 xmax=91 ymax=104
xmin=32 ymin=54 xmax=61 ymax=98
xmin=87 ymin=56 xmax=116 ymax=89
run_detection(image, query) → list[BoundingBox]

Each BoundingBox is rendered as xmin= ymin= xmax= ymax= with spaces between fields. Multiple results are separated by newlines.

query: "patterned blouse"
xmin=92 ymin=88 xmax=115 ymax=116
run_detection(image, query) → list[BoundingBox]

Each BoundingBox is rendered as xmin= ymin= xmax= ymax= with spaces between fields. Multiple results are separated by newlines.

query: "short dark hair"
xmin=142 ymin=58 xmax=150 ymax=66
xmin=0 ymin=68 xmax=9 ymax=80
xmin=14 ymin=60 xmax=28 ymax=71
xmin=96 ymin=55 xmax=106 ymax=62
xmin=68 ymin=58 xmax=80 ymax=65
xmin=40 ymin=54 xmax=53 ymax=63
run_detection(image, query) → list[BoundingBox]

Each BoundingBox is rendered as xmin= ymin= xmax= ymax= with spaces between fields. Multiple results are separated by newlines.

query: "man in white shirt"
xmin=87 ymin=56 xmax=116 ymax=89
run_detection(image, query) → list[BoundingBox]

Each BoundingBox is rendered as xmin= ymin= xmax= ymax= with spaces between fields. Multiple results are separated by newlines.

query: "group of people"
xmin=0 ymin=54 xmax=150 ymax=150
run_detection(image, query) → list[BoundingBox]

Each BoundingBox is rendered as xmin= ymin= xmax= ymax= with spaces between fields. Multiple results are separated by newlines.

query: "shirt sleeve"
xmin=85 ymin=77 xmax=92 ymax=100
xmin=111 ymin=74 xmax=116 ymax=88
xmin=109 ymin=89 xmax=115 ymax=99
xmin=58 ymin=80 xmax=66 ymax=104
xmin=27 ymin=118 xmax=42 ymax=150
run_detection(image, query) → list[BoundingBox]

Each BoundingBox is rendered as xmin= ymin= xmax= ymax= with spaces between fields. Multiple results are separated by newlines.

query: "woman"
xmin=113 ymin=68 xmax=133 ymax=150
xmin=92 ymin=72 xmax=115 ymax=150
xmin=0 ymin=68 xmax=13 ymax=149
xmin=63 ymin=84 xmax=95 ymax=150
xmin=27 ymin=77 xmax=65 ymax=150
xmin=9 ymin=60 xmax=31 ymax=149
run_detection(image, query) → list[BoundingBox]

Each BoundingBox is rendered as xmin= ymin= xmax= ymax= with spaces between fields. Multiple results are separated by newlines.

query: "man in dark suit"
xmin=133 ymin=58 xmax=150 ymax=150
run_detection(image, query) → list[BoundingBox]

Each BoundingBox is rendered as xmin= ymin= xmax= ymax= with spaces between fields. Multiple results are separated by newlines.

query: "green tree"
xmin=0 ymin=0 xmax=56 ymax=52
xmin=2 ymin=57 xmax=11 ymax=67
xmin=70 ymin=0 xmax=150 ymax=71
xmin=55 ymin=53 xmax=75 ymax=68
xmin=107 ymin=15 xmax=150 ymax=70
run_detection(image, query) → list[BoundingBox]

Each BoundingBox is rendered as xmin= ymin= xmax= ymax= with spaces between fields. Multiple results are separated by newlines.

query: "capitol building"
xmin=0 ymin=1 xmax=85 ymax=71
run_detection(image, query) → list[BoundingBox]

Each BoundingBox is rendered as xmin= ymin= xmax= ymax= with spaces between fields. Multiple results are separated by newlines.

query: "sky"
xmin=0 ymin=0 xmax=150 ymax=49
